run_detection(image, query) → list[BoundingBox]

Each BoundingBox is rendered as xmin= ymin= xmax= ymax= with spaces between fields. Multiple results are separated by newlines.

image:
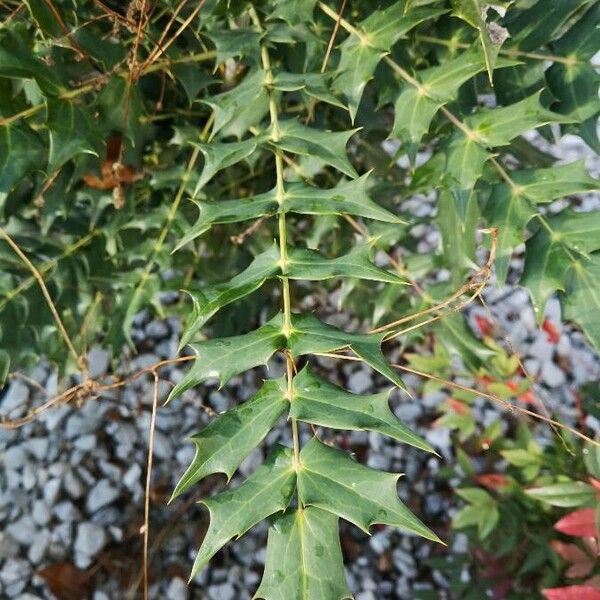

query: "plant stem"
xmin=256 ymin=10 xmax=301 ymax=468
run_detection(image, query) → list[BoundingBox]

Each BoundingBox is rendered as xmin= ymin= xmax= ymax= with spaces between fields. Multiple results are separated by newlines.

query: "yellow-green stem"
xmin=256 ymin=12 xmax=300 ymax=468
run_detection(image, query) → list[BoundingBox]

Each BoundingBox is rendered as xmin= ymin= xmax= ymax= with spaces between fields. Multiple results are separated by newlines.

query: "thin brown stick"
xmin=321 ymin=0 xmax=346 ymax=73
xmin=313 ymin=351 xmax=599 ymax=448
xmin=0 ymin=228 xmax=84 ymax=372
xmin=0 ymin=356 xmax=194 ymax=429
xmin=393 ymin=363 xmax=599 ymax=448
xmin=142 ymin=370 xmax=159 ymax=600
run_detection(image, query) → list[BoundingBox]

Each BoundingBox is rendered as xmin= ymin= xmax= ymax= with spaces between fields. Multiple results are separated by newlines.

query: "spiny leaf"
xmin=46 ymin=100 xmax=99 ymax=172
xmin=286 ymin=244 xmax=406 ymax=284
xmin=450 ymin=0 xmax=510 ymax=81
xmin=205 ymin=69 xmax=269 ymax=138
xmin=270 ymin=0 xmax=319 ymax=25
xmin=273 ymin=72 xmax=346 ymax=109
xmin=192 ymin=136 xmax=265 ymax=195
xmin=485 ymin=163 xmax=599 ymax=283
xmin=297 ymin=437 xmax=439 ymax=540
xmin=545 ymin=210 xmax=600 ymax=256
xmin=467 ymin=91 xmax=573 ymax=147
xmin=274 ymin=120 xmax=359 ymax=178
xmin=333 ymin=3 xmax=447 ymax=120
xmin=392 ymin=50 xmax=516 ymax=151
xmin=171 ymin=378 xmax=288 ymax=499
xmin=563 ymin=256 xmax=600 ymax=352
xmin=208 ymin=28 xmax=263 ymax=65
xmin=191 ymin=445 xmax=295 ymax=577
xmin=176 ymin=174 xmax=403 ymax=249
xmin=254 ymin=507 xmax=352 ymax=600
xmin=0 ymin=28 xmax=64 ymax=95
xmin=0 ymin=124 xmax=45 ymax=193
xmin=510 ymin=160 xmax=600 ymax=204
xmin=169 ymin=314 xmax=285 ymax=400
xmin=182 ymin=243 xmax=280 ymax=338
xmin=288 ymin=312 xmax=406 ymax=390
xmin=290 ymin=366 xmax=434 ymax=452
xmin=520 ymin=229 xmax=570 ymax=319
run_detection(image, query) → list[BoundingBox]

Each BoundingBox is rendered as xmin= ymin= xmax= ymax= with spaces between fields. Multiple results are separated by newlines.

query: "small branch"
xmin=0 ymin=228 xmax=84 ymax=373
xmin=142 ymin=370 xmax=159 ymax=600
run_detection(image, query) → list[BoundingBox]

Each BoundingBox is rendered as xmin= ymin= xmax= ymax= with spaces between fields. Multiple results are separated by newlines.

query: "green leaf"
xmin=297 ymin=437 xmax=439 ymax=540
xmin=273 ymin=72 xmax=346 ymax=109
xmin=0 ymin=28 xmax=63 ymax=95
xmin=205 ymin=69 xmax=269 ymax=138
xmin=290 ymin=366 xmax=434 ymax=452
xmin=191 ymin=445 xmax=295 ymax=577
xmin=287 ymin=244 xmax=406 ymax=284
xmin=520 ymin=229 xmax=569 ymax=319
xmin=484 ymin=185 xmax=535 ymax=284
xmin=274 ymin=120 xmax=359 ymax=178
xmin=392 ymin=50 xmax=516 ymax=150
xmin=255 ymin=507 xmax=352 ymax=600
xmin=175 ymin=174 xmax=403 ymax=249
xmin=563 ymin=256 xmax=600 ymax=352
xmin=171 ymin=378 xmax=288 ymax=499
xmin=288 ymin=312 xmax=406 ymax=390
xmin=453 ymin=486 xmax=499 ymax=539
xmin=467 ymin=91 xmax=572 ymax=147
xmin=169 ymin=314 xmax=285 ymax=400
xmin=182 ymin=243 xmax=280 ymax=338
xmin=270 ymin=0 xmax=319 ymax=25
xmin=0 ymin=349 xmax=9 ymax=386
xmin=208 ymin=28 xmax=263 ymax=65
xmin=526 ymin=481 xmax=597 ymax=507
xmin=450 ymin=0 xmax=510 ymax=81
xmin=437 ymin=188 xmax=479 ymax=284
xmin=192 ymin=136 xmax=265 ymax=195
xmin=0 ymin=124 xmax=45 ymax=193
xmin=510 ymin=160 xmax=600 ymax=204
xmin=333 ymin=3 xmax=447 ymax=120
xmin=46 ymin=100 xmax=99 ymax=172
xmin=547 ymin=210 xmax=600 ymax=255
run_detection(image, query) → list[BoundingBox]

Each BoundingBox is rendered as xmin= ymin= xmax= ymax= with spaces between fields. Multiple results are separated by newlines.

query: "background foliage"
xmin=1 ymin=0 xmax=599 ymax=598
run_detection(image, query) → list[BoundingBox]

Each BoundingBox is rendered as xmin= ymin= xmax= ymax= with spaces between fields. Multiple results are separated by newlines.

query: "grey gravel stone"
xmin=28 ymin=530 xmax=50 ymax=564
xmin=86 ymin=479 xmax=120 ymax=512
xmin=87 ymin=346 xmax=110 ymax=378
xmin=0 ymin=380 xmax=29 ymax=417
xmin=3 ymin=445 xmax=27 ymax=470
xmin=0 ymin=558 xmax=31 ymax=596
xmin=347 ymin=369 xmax=373 ymax=394
xmin=208 ymin=583 xmax=235 ymax=600
xmin=167 ymin=577 xmax=188 ymax=600
xmin=74 ymin=522 xmax=107 ymax=556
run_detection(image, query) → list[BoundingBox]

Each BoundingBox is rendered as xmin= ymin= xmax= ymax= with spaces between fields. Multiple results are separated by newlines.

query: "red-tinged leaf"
xmin=448 ymin=398 xmax=470 ymax=415
xmin=478 ymin=374 xmax=495 ymax=387
xmin=506 ymin=380 xmax=519 ymax=393
xmin=542 ymin=318 xmax=561 ymax=343
xmin=518 ymin=390 xmax=536 ymax=404
xmin=551 ymin=541 xmax=595 ymax=579
xmin=588 ymin=478 xmax=600 ymax=493
xmin=476 ymin=473 xmax=511 ymax=490
xmin=474 ymin=314 xmax=493 ymax=337
xmin=543 ymin=585 xmax=600 ymax=600
xmin=492 ymin=578 xmax=513 ymax=599
xmin=555 ymin=509 xmax=598 ymax=538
